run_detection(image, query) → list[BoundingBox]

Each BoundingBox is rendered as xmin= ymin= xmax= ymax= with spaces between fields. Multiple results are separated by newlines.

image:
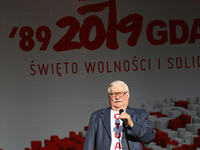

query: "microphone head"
xmin=119 ymin=109 xmax=124 ymax=114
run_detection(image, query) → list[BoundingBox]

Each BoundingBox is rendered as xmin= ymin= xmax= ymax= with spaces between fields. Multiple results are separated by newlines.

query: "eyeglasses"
xmin=109 ymin=92 xmax=127 ymax=97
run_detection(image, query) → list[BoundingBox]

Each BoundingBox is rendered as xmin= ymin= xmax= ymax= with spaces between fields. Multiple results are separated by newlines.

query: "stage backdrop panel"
xmin=0 ymin=0 xmax=200 ymax=149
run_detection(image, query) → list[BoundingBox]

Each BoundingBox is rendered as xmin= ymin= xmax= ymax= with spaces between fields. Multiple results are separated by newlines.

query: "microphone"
xmin=119 ymin=109 xmax=124 ymax=114
xmin=119 ymin=109 xmax=130 ymax=150
xmin=119 ymin=109 xmax=127 ymax=125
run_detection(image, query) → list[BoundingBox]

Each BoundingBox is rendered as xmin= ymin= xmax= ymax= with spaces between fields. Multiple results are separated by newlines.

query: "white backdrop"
xmin=1 ymin=0 xmax=200 ymax=149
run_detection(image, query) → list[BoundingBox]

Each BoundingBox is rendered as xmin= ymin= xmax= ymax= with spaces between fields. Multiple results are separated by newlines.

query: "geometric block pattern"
xmin=24 ymin=130 xmax=86 ymax=150
xmin=143 ymin=98 xmax=200 ymax=150
xmin=17 ymin=98 xmax=200 ymax=150
xmin=23 ymin=129 xmax=154 ymax=150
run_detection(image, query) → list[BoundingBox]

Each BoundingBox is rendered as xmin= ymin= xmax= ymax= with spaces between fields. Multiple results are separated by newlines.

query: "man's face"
xmin=109 ymin=83 xmax=129 ymax=111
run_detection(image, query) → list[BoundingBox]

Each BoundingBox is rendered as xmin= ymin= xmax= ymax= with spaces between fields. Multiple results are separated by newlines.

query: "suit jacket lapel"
xmin=126 ymin=106 xmax=135 ymax=119
xmin=122 ymin=133 xmax=128 ymax=150
xmin=122 ymin=107 xmax=135 ymax=149
xmin=101 ymin=107 xmax=135 ymax=146
xmin=102 ymin=107 xmax=111 ymax=139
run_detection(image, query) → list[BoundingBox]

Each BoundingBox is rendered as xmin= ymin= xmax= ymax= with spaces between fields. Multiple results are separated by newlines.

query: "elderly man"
xmin=83 ymin=80 xmax=155 ymax=150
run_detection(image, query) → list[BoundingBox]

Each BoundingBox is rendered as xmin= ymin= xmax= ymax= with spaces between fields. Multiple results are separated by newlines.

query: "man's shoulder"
xmin=89 ymin=107 xmax=110 ymax=121
xmin=127 ymin=106 xmax=147 ymax=114
xmin=91 ymin=107 xmax=110 ymax=115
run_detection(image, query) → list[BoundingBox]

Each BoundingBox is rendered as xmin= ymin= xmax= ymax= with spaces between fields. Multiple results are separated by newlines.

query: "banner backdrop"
xmin=1 ymin=0 xmax=200 ymax=149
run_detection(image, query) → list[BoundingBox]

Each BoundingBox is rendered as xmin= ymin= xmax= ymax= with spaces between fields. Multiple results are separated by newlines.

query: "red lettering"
xmin=56 ymin=63 xmax=61 ymax=75
xmin=98 ymin=62 xmax=104 ymax=73
xmin=53 ymin=0 xmax=143 ymax=51
xmin=146 ymin=20 xmax=167 ymax=45
xmin=148 ymin=59 xmax=151 ymax=70
xmin=106 ymin=0 xmax=118 ymax=49
xmin=192 ymin=56 xmax=195 ymax=68
xmin=53 ymin=16 xmax=82 ymax=51
xmin=184 ymin=57 xmax=190 ymax=68
xmin=64 ymin=62 xmax=69 ymax=74
xmin=72 ymin=62 xmax=78 ymax=74
xmin=36 ymin=26 xmax=51 ymax=50
xmin=147 ymin=19 xmax=200 ymax=45
xmin=106 ymin=61 xmax=112 ymax=73
xmin=169 ymin=20 xmax=189 ymax=44
xmin=18 ymin=0 xmax=200 ymax=52
xmin=114 ymin=132 xmax=121 ymax=138
xmin=85 ymin=62 xmax=96 ymax=73
xmin=118 ymin=14 xmax=143 ymax=46
xmin=78 ymin=0 xmax=118 ymax=49
xmin=176 ymin=57 xmax=183 ymax=69
xmin=115 ymin=123 xmax=120 ymax=129
xmin=189 ymin=19 xmax=200 ymax=43
xmin=114 ymin=142 xmax=122 ymax=149
xmin=168 ymin=57 xmax=174 ymax=69
xmin=167 ymin=56 xmax=200 ymax=70
xmin=140 ymin=59 xmax=146 ymax=71
xmin=198 ymin=56 xmax=200 ymax=67
xmin=51 ymin=64 xmax=54 ymax=75
xmin=114 ymin=61 xmax=121 ymax=72
xmin=124 ymin=60 xmax=130 ymax=72
xmin=114 ymin=113 xmax=120 ymax=119
xmin=158 ymin=58 xmax=161 ymax=70
xmin=19 ymin=26 xmax=35 ymax=51
xmin=38 ymin=64 xmax=49 ymax=75
xmin=79 ymin=15 xmax=106 ymax=50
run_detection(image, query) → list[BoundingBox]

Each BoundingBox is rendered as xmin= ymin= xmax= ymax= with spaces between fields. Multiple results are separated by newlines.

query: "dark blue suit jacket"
xmin=83 ymin=106 xmax=155 ymax=150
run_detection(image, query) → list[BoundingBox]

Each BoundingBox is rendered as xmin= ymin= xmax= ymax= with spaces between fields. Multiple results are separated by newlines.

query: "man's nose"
xmin=115 ymin=94 xmax=120 ymax=99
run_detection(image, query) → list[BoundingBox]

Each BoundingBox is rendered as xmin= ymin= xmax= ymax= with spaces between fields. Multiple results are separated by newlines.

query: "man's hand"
xmin=119 ymin=112 xmax=134 ymax=128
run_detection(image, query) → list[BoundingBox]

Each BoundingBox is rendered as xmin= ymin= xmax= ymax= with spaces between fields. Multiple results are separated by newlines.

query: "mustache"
xmin=114 ymin=99 xmax=123 ymax=103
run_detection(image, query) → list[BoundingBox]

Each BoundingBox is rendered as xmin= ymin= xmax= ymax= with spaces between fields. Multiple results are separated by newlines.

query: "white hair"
xmin=107 ymin=80 xmax=129 ymax=93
